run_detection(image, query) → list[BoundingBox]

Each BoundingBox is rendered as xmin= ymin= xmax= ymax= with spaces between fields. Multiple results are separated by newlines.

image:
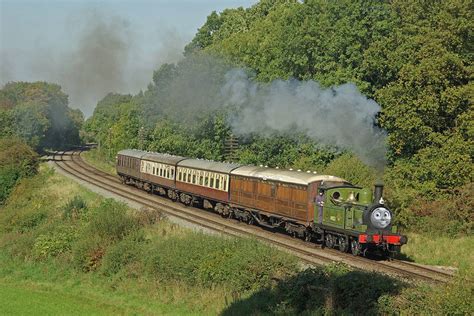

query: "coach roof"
xmin=178 ymin=159 xmax=241 ymax=174
xmin=142 ymin=152 xmax=186 ymax=165
xmin=117 ymin=149 xmax=147 ymax=159
xmin=231 ymin=166 xmax=348 ymax=186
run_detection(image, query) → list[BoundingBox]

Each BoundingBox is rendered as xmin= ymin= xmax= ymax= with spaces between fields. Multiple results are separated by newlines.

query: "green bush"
xmin=86 ymin=199 xmax=139 ymax=242
xmin=63 ymin=195 xmax=87 ymax=220
xmin=100 ymin=232 xmax=146 ymax=276
xmin=323 ymin=153 xmax=377 ymax=188
xmin=0 ymin=167 xmax=21 ymax=204
xmin=72 ymin=237 xmax=106 ymax=272
xmin=0 ymin=137 xmax=38 ymax=204
xmin=33 ymin=225 xmax=76 ymax=259
xmin=222 ymin=263 xmax=403 ymax=315
xmin=12 ymin=211 xmax=48 ymax=233
xmin=146 ymin=234 xmax=297 ymax=291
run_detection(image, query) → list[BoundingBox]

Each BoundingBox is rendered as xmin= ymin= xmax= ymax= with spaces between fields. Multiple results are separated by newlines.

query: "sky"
xmin=0 ymin=0 xmax=257 ymax=116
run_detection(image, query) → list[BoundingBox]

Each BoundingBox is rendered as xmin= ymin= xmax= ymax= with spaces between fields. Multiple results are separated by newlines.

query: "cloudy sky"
xmin=0 ymin=0 xmax=257 ymax=115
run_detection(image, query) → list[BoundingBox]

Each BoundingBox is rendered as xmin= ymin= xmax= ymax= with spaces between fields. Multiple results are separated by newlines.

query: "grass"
xmin=402 ymin=232 xmax=474 ymax=277
xmin=0 ymin=281 xmax=126 ymax=316
xmin=81 ymin=148 xmax=116 ymax=175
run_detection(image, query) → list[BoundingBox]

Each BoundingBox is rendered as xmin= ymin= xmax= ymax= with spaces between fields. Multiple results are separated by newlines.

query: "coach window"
xmin=187 ymin=170 xmax=191 ymax=183
xmin=192 ymin=171 xmax=196 ymax=184
xmin=210 ymin=174 xmax=214 ymax=188
xmin=215 ymin=177 xmax=220 ymax=189
xmin=223 ymin=177 xmax=227 ymax=191
xmin=171 ymin=168 xmax=174 ymax=178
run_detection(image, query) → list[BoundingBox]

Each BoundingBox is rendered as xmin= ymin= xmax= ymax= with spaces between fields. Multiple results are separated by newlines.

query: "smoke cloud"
xmin=59 ymin=13 xmax=132 ymax=115
xmin=221 ymin=70 xmax=387 ymax=169
xmin=1 ymin=10 xmax=185 ymax=117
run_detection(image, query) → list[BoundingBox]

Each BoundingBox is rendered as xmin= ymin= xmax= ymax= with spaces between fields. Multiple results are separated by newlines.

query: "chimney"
xmin=374 ymin=183 xmax=384 ymax=204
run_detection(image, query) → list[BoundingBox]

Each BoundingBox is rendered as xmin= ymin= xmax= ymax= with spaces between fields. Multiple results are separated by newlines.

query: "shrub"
xmin=134 ymin=207 xmax=164 ymax=226
xmin=12 ymin=211 xmax=48 ymax=233
xmin=100 ymin=232 xmax=146 ymax=276
xmin=385 ymin=275 xmax=474 ymax=315
xmin=0 ymin=167 xmax=21 ymax=205
xmin=72 ymin=237 xmax=106 ymax=272
xmin=146 ymin=234 xmax=297 ymax=291
xmin=86 ymin=199 xmax=139 ymax=242
xmin=33 ymin=226 xmax=76 ymax=259
xmin=222 ymin=263 xmax=403 ymax=315
xmin=62 ymin=195 xmax=87 ymax=220
xmin=0 ymin=137 xmax=38 ymax=204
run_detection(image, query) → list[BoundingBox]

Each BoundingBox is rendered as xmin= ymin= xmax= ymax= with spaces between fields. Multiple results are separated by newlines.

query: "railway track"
xmin=51 ymin=148 xmax=455 ymax=284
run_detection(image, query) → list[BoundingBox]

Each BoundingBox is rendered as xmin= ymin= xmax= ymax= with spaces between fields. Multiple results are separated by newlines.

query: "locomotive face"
xmin=370 ymin=207 xmax=392 ymax=229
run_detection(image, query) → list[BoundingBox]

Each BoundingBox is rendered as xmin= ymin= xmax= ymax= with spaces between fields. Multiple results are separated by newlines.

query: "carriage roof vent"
xmin=313 ymin=171 xmax=317 ymax=174
xmin=289 ymin=168 xmax=293 ymax=171
xmin=297 ymin=169 xmax=301 ymax=172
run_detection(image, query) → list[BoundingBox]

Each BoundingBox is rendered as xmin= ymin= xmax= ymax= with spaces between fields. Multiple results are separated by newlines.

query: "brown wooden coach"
xmin=229 ymin=166 xmax=348 ymax=225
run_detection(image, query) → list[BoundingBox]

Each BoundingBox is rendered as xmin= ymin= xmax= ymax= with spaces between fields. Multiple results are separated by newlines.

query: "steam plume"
xmin=221 ymin=70 xmax=387 ymax=169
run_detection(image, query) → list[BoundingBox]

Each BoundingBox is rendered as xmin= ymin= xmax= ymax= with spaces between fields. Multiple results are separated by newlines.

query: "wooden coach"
xmin=176 ymin=159 xmax=241 ymax=202
xmin=229 ymin=166 xmax=348 ymax=225
xmin=140 ymin=152 xmax=186 ymax=190
xmin=116 ymin=149 xmax=145 ymax=180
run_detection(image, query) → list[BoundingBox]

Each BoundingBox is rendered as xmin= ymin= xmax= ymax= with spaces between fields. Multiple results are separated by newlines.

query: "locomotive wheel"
xmin=325 ymin=234 xmax=335 ymax=248
xmin=339 ymin=236 xmax=349 ymax=253
xmin=350 ymin=239 xmax=360 ymax=256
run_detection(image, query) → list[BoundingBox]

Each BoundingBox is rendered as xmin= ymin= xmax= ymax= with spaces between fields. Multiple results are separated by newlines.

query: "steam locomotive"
xmin=116 ymin=149 xmax=407 ymax=256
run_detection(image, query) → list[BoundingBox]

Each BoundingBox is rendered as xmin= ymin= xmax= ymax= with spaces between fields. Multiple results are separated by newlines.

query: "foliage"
xmin=222 ymin=263 xmax=404 ymax=315
xmin=0 ymin=137 xmax=38 ymax=204
xmin=62 ymin=195 xmax=87 ymax=220
xmin=33 ymin=225 xmax=76 ymax=258
xmin=323 ymin=153 xmax=377 ymax=188
xmin=0 ymin=82 xmax=83 ymax=150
